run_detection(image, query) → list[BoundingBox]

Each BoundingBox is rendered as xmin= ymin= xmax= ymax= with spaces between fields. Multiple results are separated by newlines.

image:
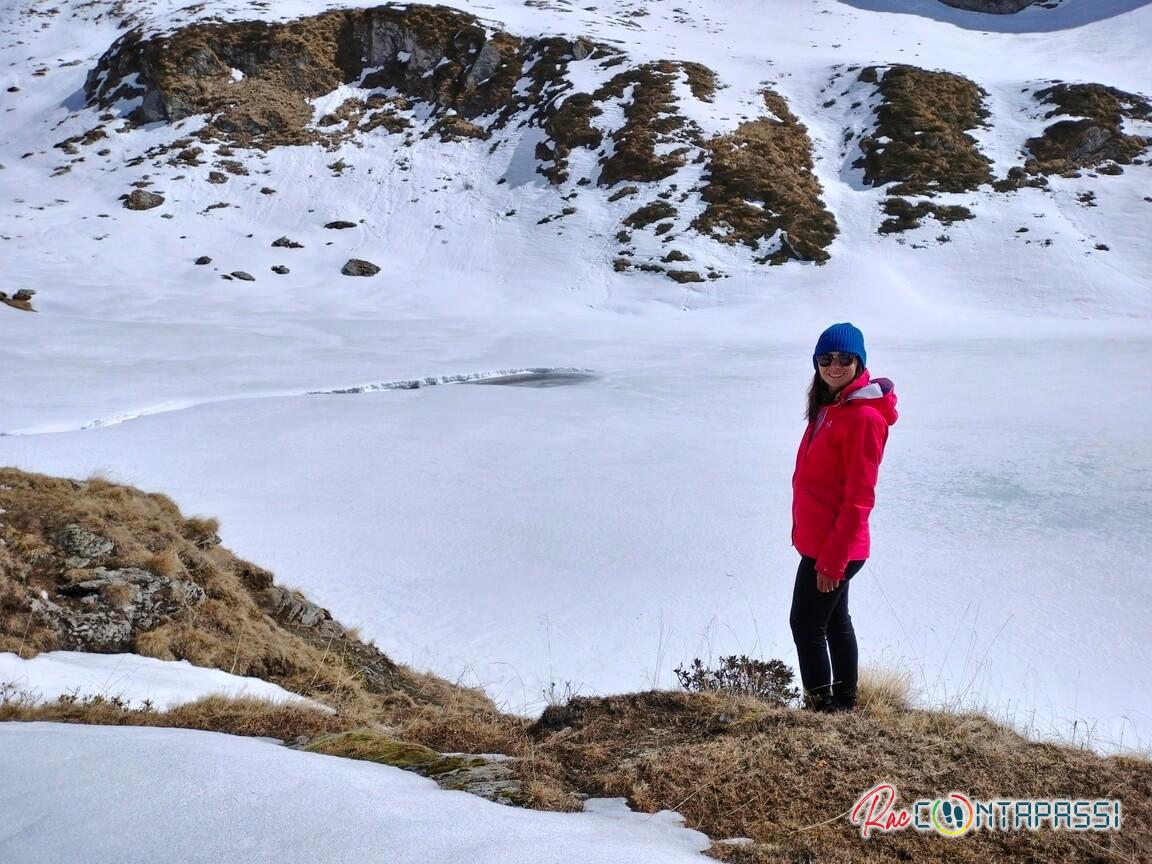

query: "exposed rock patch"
xmin=34 ymin=567 xmax=207 ymax=652
xmin=123 ymin=189 xmax=165 ymax=210
xmin=341 ymin=258 xmax=380 ymax=277
xmin=1022 ymin=83 xmax=1151 ymax=174
xmin=55 ymin=523 xmax=115 ymax=566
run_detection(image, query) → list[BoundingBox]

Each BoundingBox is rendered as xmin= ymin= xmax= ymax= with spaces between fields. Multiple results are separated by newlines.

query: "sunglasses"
xmin=816 ymin=353 xmax=857 ymax=367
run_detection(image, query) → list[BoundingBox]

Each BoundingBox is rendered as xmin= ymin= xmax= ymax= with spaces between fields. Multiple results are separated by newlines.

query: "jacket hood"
xmin=843 ymin=371 xmax=898 ymax=426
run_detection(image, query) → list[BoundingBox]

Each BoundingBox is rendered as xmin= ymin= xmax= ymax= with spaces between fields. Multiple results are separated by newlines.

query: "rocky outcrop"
xmin=937 ymin=0 xmax=1037 ymax=11
xmin=266 ymin=585 xmax=345 ymax=640
xmin=32 ymin=567 xmax=207 ymax=652
xmin=1022 ymin=83 xmax=1151 ymax=174
xmin=123 ymin=189 xmax=165 ymax=210
xmin=55 ymin=523 xmax=115 ymax=567
xmin=84 ymin=5 xmax=611 ymax=147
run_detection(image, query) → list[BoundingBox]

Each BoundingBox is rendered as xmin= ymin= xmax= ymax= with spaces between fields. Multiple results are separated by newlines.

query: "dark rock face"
xmin=195 ymin=255 xmax=212 ymax=265
xmin=32 ymin=567 xmax=207 ymax=652
xmin=937 ymin=0 xmax=1037 ymax=11
xmin=123 ymin=189 xmax=165 ymax=210
xmin=324 ymin=220 xmax=357 ymax=229
xmin=341 ymin=258 xmax=380 ymax=277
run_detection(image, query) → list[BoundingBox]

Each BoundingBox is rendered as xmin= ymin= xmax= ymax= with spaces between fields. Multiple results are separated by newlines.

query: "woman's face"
xmin=817 ymin=353 xmax=859 ymax=392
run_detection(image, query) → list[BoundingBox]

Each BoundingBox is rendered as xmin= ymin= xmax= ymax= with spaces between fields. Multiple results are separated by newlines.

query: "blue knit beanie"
xmin=813 ymin=322 xmax=866 ymax=369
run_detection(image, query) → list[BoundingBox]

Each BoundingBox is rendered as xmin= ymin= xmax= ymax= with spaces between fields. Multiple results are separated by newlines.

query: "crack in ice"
xmin=0 ymin=368 xmax=599 ymax=437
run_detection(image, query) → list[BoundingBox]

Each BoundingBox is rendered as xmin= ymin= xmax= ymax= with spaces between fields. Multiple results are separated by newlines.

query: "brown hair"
xmin=805 ymin=361 xmax=863 ymax=423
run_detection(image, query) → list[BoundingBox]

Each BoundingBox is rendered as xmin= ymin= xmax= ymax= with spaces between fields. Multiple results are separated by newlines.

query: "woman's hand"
xmin=817 ymin=572 xmax=840 ymax=593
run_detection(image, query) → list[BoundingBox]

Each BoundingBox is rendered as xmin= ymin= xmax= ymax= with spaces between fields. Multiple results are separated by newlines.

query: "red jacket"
xmin=791 ymin=370 xmax=898 ymax=581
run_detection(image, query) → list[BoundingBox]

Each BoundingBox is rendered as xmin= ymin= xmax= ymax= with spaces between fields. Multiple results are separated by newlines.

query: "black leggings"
xmin=789 ymin=556 xmax=865 ymax=709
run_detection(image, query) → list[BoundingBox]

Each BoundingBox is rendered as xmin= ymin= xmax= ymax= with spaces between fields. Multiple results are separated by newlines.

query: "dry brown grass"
xmin=855 ymin=664 xmax=914 ymax=716
xmin=0 ymin=692 xmax=349 ymax=740
xmin=1023 ymin=83 xmax=1151 ymax=174
xmin=854 ymin=65 xmax=992 ymax=195
xmin=524 ymin=691 xmax=1151 ymax=863
xmin=693 ymin=90 xmax=837 ymax=264
xmin=681 ymin=61 xmax=717 ymax=102
xmin=595 ymin=61 xmax=696 ymax=188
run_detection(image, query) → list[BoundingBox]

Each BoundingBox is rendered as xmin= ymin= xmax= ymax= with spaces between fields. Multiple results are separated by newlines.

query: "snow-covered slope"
xmin=0 ymin=651 xmax=327 ymax=709
xmin=0 ymin=722 xmax=711 ymax=863
xmin=2 ymin=0 xmax=1150 ymax=752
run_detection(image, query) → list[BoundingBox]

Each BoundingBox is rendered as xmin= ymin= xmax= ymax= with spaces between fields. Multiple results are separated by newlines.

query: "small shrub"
xmin=673 ymin=655 xmax=800 ymax=706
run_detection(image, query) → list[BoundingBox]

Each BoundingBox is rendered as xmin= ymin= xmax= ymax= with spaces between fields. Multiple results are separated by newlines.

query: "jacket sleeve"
xmin=814 ymin=408 xmax=889 ymax=580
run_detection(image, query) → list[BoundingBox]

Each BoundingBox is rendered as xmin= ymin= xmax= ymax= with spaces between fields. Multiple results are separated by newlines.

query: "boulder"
xmin=194 ymin=255 xmax=212 ymax=265
xmin=230 ymin=271 xmax=255 ymax=281
xmin=0 ymin=293 xmax=37 ymax=312
xmin=54 ymin=524 xmax=114 ymax=564
xmin=341 ymin=258 xmax=380 ymax=277
xmin=266 ymin=585 xmax=345 ymax=639
xmin=123 ymin=189 xmax=165 ymax=210
xmin=324 ymin=220 xmax=357 ymax=229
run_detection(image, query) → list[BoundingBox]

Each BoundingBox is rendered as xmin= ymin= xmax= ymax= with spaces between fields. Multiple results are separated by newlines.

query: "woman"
xmin=790 ymin=322 xmax=898 ymax=712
